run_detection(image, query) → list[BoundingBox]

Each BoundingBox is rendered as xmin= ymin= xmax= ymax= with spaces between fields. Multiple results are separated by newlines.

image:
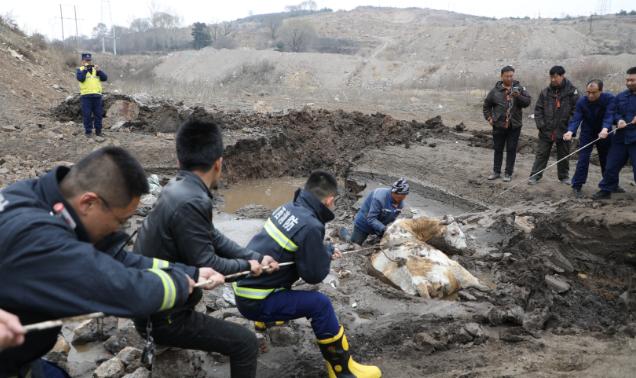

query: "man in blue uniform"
xmin=593 ymin=67 xmax=636 ymax=199
xmin=134 ymin=118 xmax=278 ymax=378
xmin=76 ymin=53 xmax=107 ymax=137
xmin=234 ymin=171 xmax=382 ymax=378
xmin=345 ymin=178 xmax=409 ymax=245
xmin=0 ymin=147 xmax=222 ymax=377
xmin=562 ymin=79 xmax=617 ymax=198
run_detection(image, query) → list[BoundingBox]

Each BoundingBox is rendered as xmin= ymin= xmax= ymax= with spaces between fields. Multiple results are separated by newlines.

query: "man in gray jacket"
xmin=133 ymin=118 xmax=279 ymax=378
xmin=483 ymin=65 xmax=532 ymax=181
xmin=528 ymin=66 xmax=580 ymax=185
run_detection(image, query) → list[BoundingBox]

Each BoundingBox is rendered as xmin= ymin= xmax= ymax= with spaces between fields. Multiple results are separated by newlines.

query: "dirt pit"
xmin=23 ymin=97 xmax=633 ymax=377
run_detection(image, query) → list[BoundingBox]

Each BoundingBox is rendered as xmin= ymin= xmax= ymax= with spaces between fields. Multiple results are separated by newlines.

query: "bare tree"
xmin=285 ymin=1 xmax=317 ymax=12
xmin=210 ymin=23 xmax=220 ymax=43
xmin=279 ymin=20 xmax=316 ymax=52
xmin=130 ymin=18 xmax=151 ymax=33
xmin=92 ymin=23 xmax=108 ymax=39
xmin=264 ymin=15 xmax=283 ymax=40
xmin=151 ymin=12 xmax=180 ymax=29
xmin=221 ymin=21 xmax=234 ymax=36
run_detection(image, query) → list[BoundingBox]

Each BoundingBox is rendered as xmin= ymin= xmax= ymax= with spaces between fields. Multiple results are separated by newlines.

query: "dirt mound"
xmin=52 ymin=93 xmax=194 ymax=133
xmin=458 ymin=200 xmax=636 ymax=334
xmin=52 ymin=95 xmax=454 ymax=181
xmin=221 ymin=109 xmax=452 ymax=181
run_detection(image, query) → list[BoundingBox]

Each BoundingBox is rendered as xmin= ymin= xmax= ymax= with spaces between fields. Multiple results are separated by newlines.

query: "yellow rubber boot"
xmin=254 ymin=320 xmax=287 ymax=332
xmin=317 ymin=326 xmax=382 ymax=378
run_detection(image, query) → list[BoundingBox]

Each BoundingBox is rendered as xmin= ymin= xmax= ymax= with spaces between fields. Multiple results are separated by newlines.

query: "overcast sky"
xmin=3 ymin=0 xmax=635 ymax=39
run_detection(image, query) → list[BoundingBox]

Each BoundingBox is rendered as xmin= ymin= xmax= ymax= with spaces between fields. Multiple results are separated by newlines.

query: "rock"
xmin=413 ymin=332 xmax=442 ymax=354
xmin=450 ymin=326 xmax=474 ymax=344
xmin=152 ymin=349 xmax=206 ymax=378
xmin=463 ymin=323 xmax=486 ymax=340
xmin=523 ymin=307 xmax=551 ymax=332
xmin=322 ymin=273 xmax=339 ymax=289
xmin=116 ymin=347 xmax=142 ymax=373
xmin=106 ymin=99 xmax=140 ymax=127
xmin=94 ymin=357 xmax=125 ymax=378
xmin=545 ymin=274 xmax=570 ymax=293
xmin=147 ymin=174 xmax=162 ymax=196
xmin=256 ymin=332 xmax=269 ymax=354
xmin=428 ymin=142 xmax=437 ymax=148
xmin=487 ymin=306 xmax=524 ymax=326
xmin=72 ymin=317 xmax=117 ymax=346
xmin=122 ymin=367 xmax=150 ymax=378
xmin=222 ymin=285 xmax=237 ymax=306
xmin=104 ymin=321 xmax=145 ymax=355
xmin=45 ymin=335 xmax=71 ymax=370
xmin=344 ymin=178 xmax=366 ymax=195
xmin=545 ymin=249 xmax=574 ymax=273
xmin=268 ymin=326 xmax=298 ymax=347
xmin=110 ymin=121 xmax=126 ymax=131
xmin=498 ymin=328 xmax=526 ymax=343
xmin=514 ymin=215 xmax=535 ymax=234
xmin=253 ymin=100 xmax=273 ymax=113
xmin=454 ymin=122 xmax=466 ymax=132
xmin=619 ymin=290 xmax=636 ymax=311
xmin=2 ymin=126 xmax=17 ymax=132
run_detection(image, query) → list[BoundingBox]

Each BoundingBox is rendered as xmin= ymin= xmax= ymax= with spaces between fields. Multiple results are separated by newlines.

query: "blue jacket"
xmin=567 ymin=92 xmax=614 ymax=136
xmin=613 ymin=90 xmax=636 ymax=145
xmin=0 ymin=167 xmax=195 ymax=374
xmin=354 ymin=188 xmax=404 ymax=235
xmin=235 ymin=189 xmax=335 ymax=298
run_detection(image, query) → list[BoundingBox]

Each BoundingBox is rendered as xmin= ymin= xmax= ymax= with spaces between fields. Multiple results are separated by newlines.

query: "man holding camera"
xmin=76 ymin=53 xmax=107 ymax=137
xmin=483 ymin=65 xmax=532 ymax=182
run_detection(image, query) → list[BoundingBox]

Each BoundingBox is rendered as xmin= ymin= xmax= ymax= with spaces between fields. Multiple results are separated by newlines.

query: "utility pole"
xmin=73 ymin=5 xmax=79 ymax=49
xmin=59 ymin=4 xmax=65 ymax=42
xmin=100 ymin=0 xmax=106 ymax=53
xmin=108 ymin=0 xmax=116 ymax=55
xmin=59 ymin=4 xmax=85 ymax=50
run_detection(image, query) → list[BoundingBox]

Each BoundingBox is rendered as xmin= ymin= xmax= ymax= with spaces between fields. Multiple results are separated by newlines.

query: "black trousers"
xmin=492 ymin=126 xmax=521 ymax=175
xmin=530 ymin=134 xmax=571 ymax=180
xmin=137 ymin=310 xmax=258 ymax=378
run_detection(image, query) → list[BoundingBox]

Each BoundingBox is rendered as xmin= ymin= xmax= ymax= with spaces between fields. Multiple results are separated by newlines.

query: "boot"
xmin=317 ymin=326 xmax=381 ymax=378
xmin=254 ymin=320 xmax=286 ymax=332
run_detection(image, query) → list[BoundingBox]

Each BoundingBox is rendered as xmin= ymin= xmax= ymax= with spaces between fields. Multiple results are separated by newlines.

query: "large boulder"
xmin=93 ymin=357 xmax=125 ymax=378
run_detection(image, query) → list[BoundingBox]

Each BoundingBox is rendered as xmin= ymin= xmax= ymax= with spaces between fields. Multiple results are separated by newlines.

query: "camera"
xmin=85 ymin=64 xmax=94 ymax=72
xmin=511 ymin=86 xmax=521 ymax=94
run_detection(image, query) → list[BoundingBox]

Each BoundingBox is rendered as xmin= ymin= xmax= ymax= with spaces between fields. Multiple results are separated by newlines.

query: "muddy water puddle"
xmin=218 ymin=177 xmax=305 ymax=214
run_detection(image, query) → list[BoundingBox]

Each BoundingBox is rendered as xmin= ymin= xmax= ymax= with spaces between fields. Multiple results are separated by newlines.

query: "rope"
xmin=495 ymin=128 xmax=618 ymax=198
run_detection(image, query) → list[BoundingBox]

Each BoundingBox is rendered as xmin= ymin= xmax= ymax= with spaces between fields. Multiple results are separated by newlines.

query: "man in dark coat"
xmin=483 ymin=65 xmax=532 ymax=182
xmin=528 ymin=66 xmax=580 ymax=185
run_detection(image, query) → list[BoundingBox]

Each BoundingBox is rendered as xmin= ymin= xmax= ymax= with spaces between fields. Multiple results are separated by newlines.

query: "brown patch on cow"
xmin=400 ymin=218 xmax=445 ymax=243
xmin=405 ymin=257 xmax=434 ymax=277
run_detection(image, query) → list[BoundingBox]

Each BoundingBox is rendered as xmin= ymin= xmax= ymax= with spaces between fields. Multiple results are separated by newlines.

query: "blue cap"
xmin=81 ymin=53 xmax=92 ymax=61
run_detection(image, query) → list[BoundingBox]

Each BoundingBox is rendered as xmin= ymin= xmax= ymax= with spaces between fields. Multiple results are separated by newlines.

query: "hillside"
xmin=0 ymin=19 xmax=77 ymax=127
